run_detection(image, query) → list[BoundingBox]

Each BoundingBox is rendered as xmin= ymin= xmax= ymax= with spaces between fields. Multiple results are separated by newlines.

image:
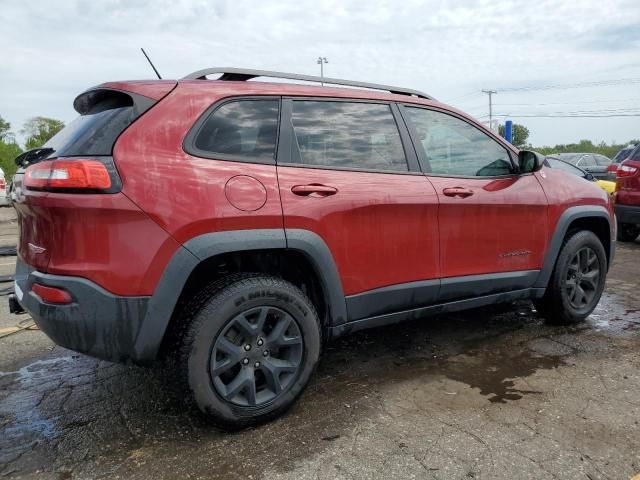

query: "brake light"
xmin=32 ymin=283 xmax=73 ymax=304
xmin=617 ymin=164 xmax=639 ymax=177
xmin=24 ymin=158 xmax=117 ymax=192
xmin=607 ymin=164 xmax=618 ymax=173
xmin=0 ymin=178 xmax=5 ymax=189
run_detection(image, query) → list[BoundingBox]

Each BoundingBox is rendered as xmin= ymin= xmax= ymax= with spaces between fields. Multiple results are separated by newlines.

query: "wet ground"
xmin=1 ymin=207 xmax=639 ymax=479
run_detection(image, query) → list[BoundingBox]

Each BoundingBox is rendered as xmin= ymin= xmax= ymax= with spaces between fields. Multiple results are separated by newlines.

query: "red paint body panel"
xmin=615 ymin=160 xmax=640 ymax=206
xmin=278 ymin=167 xmax=439 ymax=295
xmin=112 ymin=83 xmax=284 ymax=244
xmin=99 ymin=80 xmax=177 ymax=100
xmin=15 ymin=192 xmax=179 ymax=295
xmin=426 ymin=175 xmax=548 ymax=277
xmin=535 ymin=165 xmax=613 ymax=238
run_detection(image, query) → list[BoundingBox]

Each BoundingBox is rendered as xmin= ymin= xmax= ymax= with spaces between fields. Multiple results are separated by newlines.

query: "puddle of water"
xmin=435 ymin=344 xmax=564 ymax=403
xmin=588 ymin=293 xmax=640 ymax=334
xmin=0 ymin=356 xmax=77 ymax=464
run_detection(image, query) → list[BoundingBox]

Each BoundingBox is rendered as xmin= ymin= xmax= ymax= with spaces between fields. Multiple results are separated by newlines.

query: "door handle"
xmin=291 ymin=184 xmax=338 ymax=197
xmin=442 ymin=187 xmax=474 ymax=198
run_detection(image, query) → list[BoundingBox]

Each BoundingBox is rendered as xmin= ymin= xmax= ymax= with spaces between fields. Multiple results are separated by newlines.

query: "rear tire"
xmin=617 ymin=222 xmax=640 ymax=242
xmin=534 ymin=230 xmax=607 ymax=325
xmin=177 ymin=274 xmax=321 ymax=430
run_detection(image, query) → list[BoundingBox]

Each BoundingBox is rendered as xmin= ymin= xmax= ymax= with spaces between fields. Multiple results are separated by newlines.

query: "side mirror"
xmin=585 ymin=172 xmax=595 ymax=181
xmin=518 ymin=150 xmax=545 ymax=174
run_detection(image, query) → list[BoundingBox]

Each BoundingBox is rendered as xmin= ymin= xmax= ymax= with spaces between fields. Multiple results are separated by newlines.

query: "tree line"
xmin=0 ymin=115 xmax=64 ymax=177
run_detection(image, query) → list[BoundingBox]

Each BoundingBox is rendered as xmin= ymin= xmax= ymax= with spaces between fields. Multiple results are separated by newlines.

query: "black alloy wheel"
xmin=210 ymin=306 xmax=304 ymax=407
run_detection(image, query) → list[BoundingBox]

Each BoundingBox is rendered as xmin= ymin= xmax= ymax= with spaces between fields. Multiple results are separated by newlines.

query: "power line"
xmin=497 ymin=77 xmax=640 ymax=93
xmin=489 ymin=113 xmax=640 ymax=118
xmin=493 ymin=97 xmax=640 ymax=107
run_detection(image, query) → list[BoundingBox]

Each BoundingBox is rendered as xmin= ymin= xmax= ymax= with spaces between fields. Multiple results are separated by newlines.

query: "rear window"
xmin=44 ymin=90 xmax=153 ymax=157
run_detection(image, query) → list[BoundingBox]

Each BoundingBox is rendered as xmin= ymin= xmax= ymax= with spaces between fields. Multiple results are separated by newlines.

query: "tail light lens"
xmin=607 ymin=164 xmax=618 ymax=173
xmin=617 ymin=164 xmax=639 ymax=178
xmin=32 ymin=283 xmax=73 ymax=304
xmin=0 ymin=178 xmax=5 ymax=189
xmin=24 ymin=157 xmax=121 ymax=193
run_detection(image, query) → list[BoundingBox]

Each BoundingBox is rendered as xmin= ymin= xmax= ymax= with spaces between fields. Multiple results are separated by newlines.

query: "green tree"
xmin=0 ymin=141 xmax=22 ymax=177
xmin=0 ymin=116 xmax=22 ymax=177
xmin=21 ymin=116 xmax=64 ymax=150
xmin=498 ymin=123 xmax=530 ymax=148
xmin=0 ymin=116 xmax=12 ymax=142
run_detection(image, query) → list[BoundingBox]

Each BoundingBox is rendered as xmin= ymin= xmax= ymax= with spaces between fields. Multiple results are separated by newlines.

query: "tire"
xmin=617 ymin=222 xmax=640 ymax=242
xmin=534 ymin=230 xmax=607 ymax=325
xmin=177 ymin=274 xmax=321 ymax=430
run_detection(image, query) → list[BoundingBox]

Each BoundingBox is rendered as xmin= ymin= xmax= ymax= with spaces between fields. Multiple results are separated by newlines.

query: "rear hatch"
xmin=13 ymin=82 xmax=175 ymax=271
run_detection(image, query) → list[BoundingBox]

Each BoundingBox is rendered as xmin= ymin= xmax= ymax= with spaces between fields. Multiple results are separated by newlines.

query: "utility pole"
xmin=482 ymin=89 xmax=497 ymax=130
xmin=317 ymin=57 xmax=328 ymax=85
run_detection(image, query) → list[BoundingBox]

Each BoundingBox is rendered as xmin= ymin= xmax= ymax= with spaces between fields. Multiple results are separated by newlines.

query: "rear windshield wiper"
xmin=14 ymin=147 xmax=55 ymax=168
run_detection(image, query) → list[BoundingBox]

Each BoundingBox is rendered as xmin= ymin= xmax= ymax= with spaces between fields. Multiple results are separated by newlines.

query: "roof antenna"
xmin=140 ymin=48 xmax=162 ymax=79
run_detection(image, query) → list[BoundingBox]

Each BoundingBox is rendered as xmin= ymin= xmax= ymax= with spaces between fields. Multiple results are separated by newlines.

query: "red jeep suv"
xmin=614 ymin=144 xmax=640 ymax=241
xmin=11 ymin=68 xmax=615 ymax=428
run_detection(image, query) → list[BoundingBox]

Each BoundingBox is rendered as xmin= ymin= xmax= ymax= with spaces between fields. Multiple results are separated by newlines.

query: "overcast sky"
xmin=1 ymin=0 xmax=639 ymax=147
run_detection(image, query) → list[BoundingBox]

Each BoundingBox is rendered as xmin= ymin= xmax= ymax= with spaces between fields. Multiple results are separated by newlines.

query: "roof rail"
xmin=182 ymin=67 xmax=434 ymax=100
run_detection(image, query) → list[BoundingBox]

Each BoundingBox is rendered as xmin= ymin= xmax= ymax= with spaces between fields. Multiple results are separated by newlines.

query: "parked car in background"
xmin=10 ymin=68 xmax=615 ymax=429
xmin=547 ymin=153 xmax=611 ymax=180
xmin=614 ymin=146 xmax=640 ymax=241
xmin=608 ymin=144 xmax=637 ymax=180
xmin=544 ymin=157 xmax=616 ymax=195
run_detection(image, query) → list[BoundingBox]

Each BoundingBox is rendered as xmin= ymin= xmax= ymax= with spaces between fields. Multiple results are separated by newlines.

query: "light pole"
xmin=317 ymin=57 xmax=328 ymax=85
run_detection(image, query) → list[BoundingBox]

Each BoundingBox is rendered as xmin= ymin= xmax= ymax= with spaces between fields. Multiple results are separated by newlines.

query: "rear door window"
xmin=287 ymin=100 xmax=408 ymax=172
xmin=191 ymin=99 xmax=280 ymax=162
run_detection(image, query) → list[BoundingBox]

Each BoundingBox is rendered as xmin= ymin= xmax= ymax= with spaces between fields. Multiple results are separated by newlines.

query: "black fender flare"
xmin=534 ymin=205 xmax=613 ymax=289
xmin=132 ymin=228 xmax=346 ymax=362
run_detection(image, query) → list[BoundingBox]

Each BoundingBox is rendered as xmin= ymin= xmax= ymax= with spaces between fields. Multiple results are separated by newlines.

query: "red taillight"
xmin=24 ymin=159 xmax=114 ymax=191
xmin=32 ymin=283 xmax=73 ymax=304
xmin=607 ymin=164 xmax=618 ymax=173
xmin=617 ymin=164 xmax=639 ymax=177
xmin=0 ymin=178 xmax=5 ymax=189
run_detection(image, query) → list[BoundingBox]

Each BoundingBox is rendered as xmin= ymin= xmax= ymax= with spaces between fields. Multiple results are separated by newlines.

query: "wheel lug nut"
xmin=254 ymin=361 xmax=261 ymax=368
xmin=242 ymin=358 xmax=249 ymax=365
xmin=263 ymin=350 xmax=269 ymax=357
xmin=244 ymin=344 xmax=251 ymax=351
xmin=257 ymin=338 xmax=264 ymax=346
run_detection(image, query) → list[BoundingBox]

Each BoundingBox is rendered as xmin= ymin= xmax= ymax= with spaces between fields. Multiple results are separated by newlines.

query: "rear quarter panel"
xmin=112 ymin=82 xmax=285 ymax=256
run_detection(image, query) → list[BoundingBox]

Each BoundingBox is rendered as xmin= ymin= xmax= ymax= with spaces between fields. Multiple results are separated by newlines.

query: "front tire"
xmin=177 ymin=274 xmax=321 ymax=430
xmin=534 ymin=230 xmax=607 ymax=325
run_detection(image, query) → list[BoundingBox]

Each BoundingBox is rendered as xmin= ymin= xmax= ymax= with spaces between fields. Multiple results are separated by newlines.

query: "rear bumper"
xmin=615 ymin=204 xmax=640 ymax=225
xmin=14 ymin=257 xmax=150 ymax=363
